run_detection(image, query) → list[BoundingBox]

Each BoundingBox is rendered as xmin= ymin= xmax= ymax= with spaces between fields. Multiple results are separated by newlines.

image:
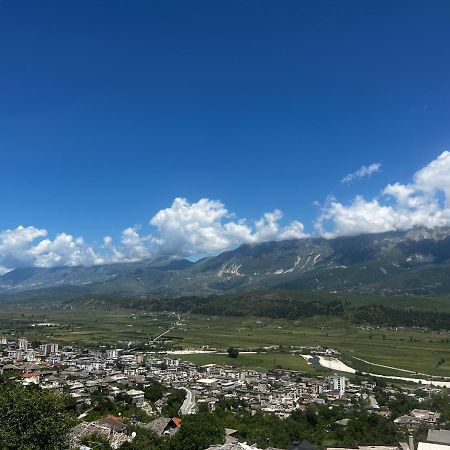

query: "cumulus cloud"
xmin=317 ymin=151 xmax=450 ymax=237
xmin=0 ymin=226 xmax=47 ymax=269
xmin=103 ymin=227 xmax=153 ymax=263
xmin=0 ymin=199 xmax=307 ymax=270
xmin=0 ymin=226 xmax=103 ymax=272
xmin=149 ymin=198 xmax=307 ymax=256
xmin=3 ymin=151 xmax=449 ymax=270
xmin=341 ymin=162 xmax=381 ymax=184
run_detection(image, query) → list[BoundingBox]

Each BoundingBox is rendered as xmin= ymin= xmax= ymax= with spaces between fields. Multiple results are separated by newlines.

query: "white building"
xmin=18 ymin=338 xmax=28 ymax=351
xmin=165 ymin=358 xmax=179 ymax=368
xmin=48 ymin=343 xmax=59 ymax=354
xmin=329 ymin=376 xmax=346 ymax=396
xmin=40 ymin=343 xmax=59 ymax=356
xmin=106 ymin=349 xmax=119 ymax=358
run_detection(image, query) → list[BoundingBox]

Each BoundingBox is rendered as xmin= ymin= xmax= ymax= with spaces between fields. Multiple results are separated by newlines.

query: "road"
xmin=302 ymin=354 xmax=450 ymax=388
xmin=179 ymin=387 xmax=195 ymax=415
xmin=149 ymin=327 xmax=172 ymax=344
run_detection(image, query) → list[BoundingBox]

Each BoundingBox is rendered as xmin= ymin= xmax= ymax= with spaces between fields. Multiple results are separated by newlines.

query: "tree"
xmin=163 ymin=389 xmax=186 ymax=417
xmin=31 ymin=340 xmax=42 ymax=349
xmin=144 ymin=381 xmax=165 ymax=403
xmin=0 ymin=384 xmax=74 ymax=450
xmin=80 ymin=433 xmax=112 ymax=450
xmin=167 ymin=413 xmax=225 ymax=450
xmin=120 ymin=427 xmax=162 ymax=450
xmin=227 ymin=346 xmax=239 ymax=358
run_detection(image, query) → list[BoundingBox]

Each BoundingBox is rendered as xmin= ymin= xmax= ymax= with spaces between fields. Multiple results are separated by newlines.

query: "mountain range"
xmin=2 ymin=226 xmax=450 ymax=301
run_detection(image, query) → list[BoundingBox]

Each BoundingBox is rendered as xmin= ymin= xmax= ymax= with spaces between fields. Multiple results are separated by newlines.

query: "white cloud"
xmin=0 ymin=199 xmax=307 ymax=270
xmin=315 ymin=196 xmax=397 ymax=238
xmin=413 ymin=150 xmax=450 ymax=201
xmin=341 ymin=162 xmax=381 ymax=184
xmin=3 ymin=151 xmax=449 ymax=270
xmin=149 ymin=198 xmax=307 ymax=257
xmin=104 ymin=227 xmax=153 ymax=262
xmin=0 ymin=226 xmax=103 ymax=272
xmin=317 ymin=151 xmax=450 ymax=237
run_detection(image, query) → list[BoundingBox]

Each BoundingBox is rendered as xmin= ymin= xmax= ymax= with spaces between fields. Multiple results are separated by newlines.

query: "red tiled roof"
xmin=21 ymin=372 xmax=40 ymax=378
xmin=171 ymin=417 xmax=182 ymax=427
xmin=108 ymin=415 xmax=125 ymax=422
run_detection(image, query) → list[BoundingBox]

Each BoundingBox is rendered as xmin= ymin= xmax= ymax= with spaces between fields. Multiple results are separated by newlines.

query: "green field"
xmin=172 ymin=352 xmax=328 ymax=374
xmin=176 ymin=315 xmax=450 ymax=378
xmin=0 ymin=307 xmax=174 ymax=346
xmin=2 ymin=306 xmax=450 ymax=378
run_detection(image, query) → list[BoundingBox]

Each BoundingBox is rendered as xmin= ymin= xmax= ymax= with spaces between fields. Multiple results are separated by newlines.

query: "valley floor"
xmin=2 ymin=306 xmax=450 ymax=379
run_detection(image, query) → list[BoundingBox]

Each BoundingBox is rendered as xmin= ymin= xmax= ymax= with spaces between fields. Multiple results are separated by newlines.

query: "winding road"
xmin=179 ymin=387 xmax=195 ymax=415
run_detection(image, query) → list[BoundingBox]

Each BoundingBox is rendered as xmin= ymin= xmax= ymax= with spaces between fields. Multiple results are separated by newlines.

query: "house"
xmin=225 ymin=428 xmax=239 ymax=444
xmin=394 ymin=410 xmax=441 ymax=432
xmin=197 ymin=378 xmax=219 ymax=389
xmin=126 ymin=389 xmax=145 ymax=404
xmin=411 ymin=410 xmax=441 ymax=423
xmin=70 ymin=416 xmax=132 ymax=449
xmin=408 ymin=429 xmax=450 ymax=450
xmin=328 ymin=447 xmax=400 ymax=450
xmin=290 ymin=439 xmax=317 ymax=450
xmin=368 ymin=395 xmax=380 ymax=410
xmin=95 ymin=416 xmax=128 ymax=434
xmin=418 ymin=444 xmax=450 ymax=450
xmin=207 ymin=444 xmax=284 ymax=450
xmin=146 ymin=417 xmax=182 ymax=436
xmin=21 ymin=372 xmax=40 ymax=385
xmin=428 ymin=430 xmax=450 ymax=446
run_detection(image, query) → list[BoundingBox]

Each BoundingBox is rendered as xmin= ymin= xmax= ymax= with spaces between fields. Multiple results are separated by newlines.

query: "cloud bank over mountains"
xmin=1 ymin=151 xmax=450 ymax=272
xmin=149 ymin=198 xmax=306 ymax=257
xmin=0 ymin=200 xmax=306 ymax=273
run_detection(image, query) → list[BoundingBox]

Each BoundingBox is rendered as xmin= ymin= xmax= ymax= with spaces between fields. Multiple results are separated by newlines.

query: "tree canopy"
xmin=0 ymin=384 xmax=75 ymax=450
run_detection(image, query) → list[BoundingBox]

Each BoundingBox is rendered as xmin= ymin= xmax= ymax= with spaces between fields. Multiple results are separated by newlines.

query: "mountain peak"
xmin=1 ymin=227 xmax=450 ymax=299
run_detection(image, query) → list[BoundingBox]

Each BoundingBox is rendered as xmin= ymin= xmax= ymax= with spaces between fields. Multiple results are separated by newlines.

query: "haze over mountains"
xmin=1 ymin=226 xmax=450 ymax=300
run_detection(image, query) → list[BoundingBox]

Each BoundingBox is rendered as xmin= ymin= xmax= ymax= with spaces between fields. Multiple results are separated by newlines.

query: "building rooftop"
xmin=428 ymin=431 xmax=450 ymax=445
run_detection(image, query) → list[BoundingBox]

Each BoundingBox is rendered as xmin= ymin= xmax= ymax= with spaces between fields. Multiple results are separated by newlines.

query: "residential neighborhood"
xmin=2 ymin=335 xmax=450 ymax=450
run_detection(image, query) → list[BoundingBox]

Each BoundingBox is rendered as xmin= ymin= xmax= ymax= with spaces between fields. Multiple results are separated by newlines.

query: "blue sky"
xmin=1 ymin=1 xmax=450 ymax=269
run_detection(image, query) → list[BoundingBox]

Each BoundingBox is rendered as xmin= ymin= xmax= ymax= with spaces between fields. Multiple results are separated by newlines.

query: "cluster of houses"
xmin=203 ymin=430 xmax=450 ymax=450
xmin=1 ymin=336 xmax=59 ymax=365
xmin=1 ymin=336 xmax=450 ymax=450
xmin=394 ymin=409 xmax=442 ymax=432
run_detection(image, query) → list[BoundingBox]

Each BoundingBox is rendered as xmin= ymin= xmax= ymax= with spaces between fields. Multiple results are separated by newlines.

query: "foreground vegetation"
xmin=0 ymin=384 xmax=75 ymax=449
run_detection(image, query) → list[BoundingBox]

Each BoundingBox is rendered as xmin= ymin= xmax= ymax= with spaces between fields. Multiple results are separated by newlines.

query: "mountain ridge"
xmin=2 ymin=226 xmax=450 ymax=299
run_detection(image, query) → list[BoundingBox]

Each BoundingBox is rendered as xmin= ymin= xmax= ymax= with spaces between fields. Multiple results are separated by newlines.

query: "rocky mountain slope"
xmin=1 ymin=227 xmax=450 ymax=299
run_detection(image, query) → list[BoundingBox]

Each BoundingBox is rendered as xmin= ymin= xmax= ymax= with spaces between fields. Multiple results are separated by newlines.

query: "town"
xmin=2 ymin=334 xmax=450 ymax=450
